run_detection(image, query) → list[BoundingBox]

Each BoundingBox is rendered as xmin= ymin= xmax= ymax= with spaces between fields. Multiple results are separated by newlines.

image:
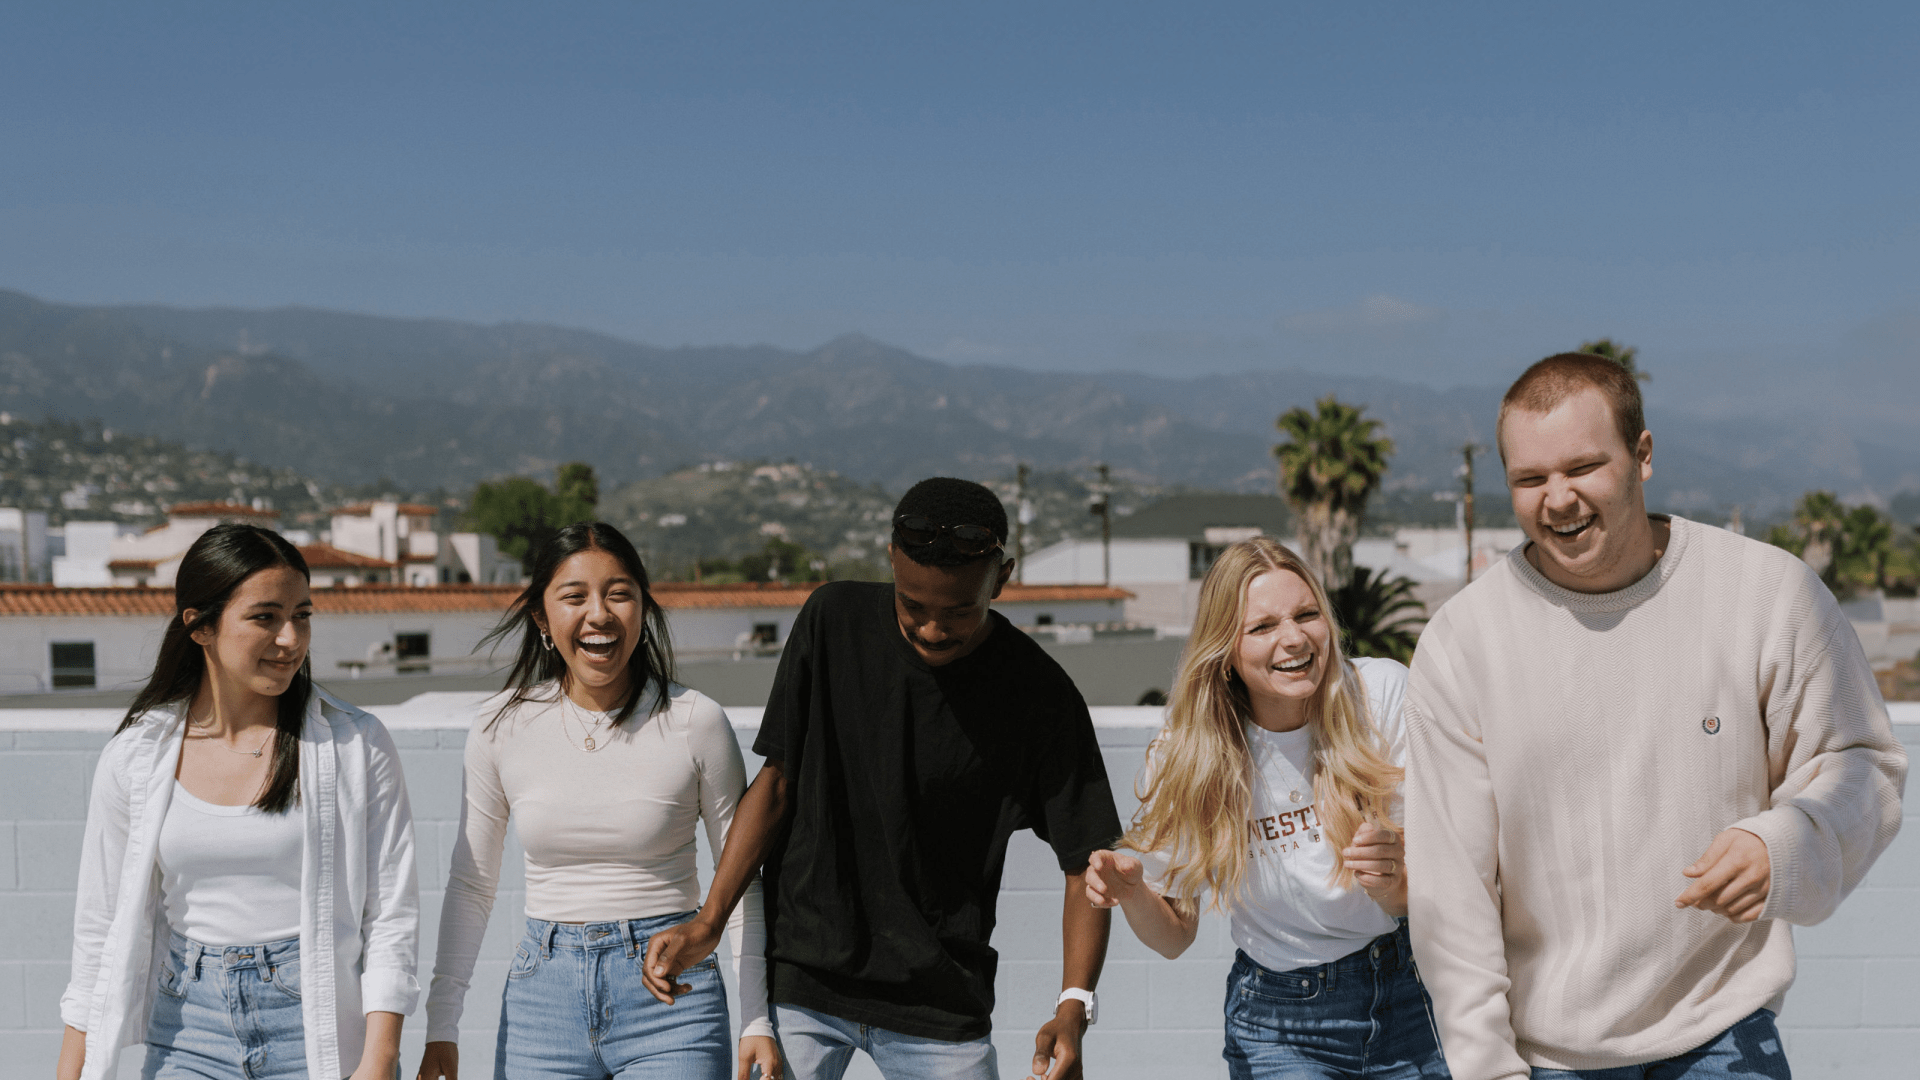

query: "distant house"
xmin=328 ymin=501 xmax=509 ymax=585
xmin=1023 ymin=494 xmax=1295 ymax=629
xmin=0 ymin=581 xmax=1128 ymax=692
xmin=106 ymin=502 xmax=282 ymax=587
xmin=0 ymin=508 xmax=49 ymax=583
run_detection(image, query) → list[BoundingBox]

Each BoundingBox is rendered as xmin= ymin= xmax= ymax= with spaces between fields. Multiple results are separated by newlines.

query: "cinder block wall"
xmin=2 ymin=716 xmax=1914 ymax=1080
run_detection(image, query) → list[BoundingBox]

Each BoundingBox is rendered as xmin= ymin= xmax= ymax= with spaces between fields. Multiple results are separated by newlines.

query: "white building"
xmin=52 ymin=521 xmax=134 ymax=587
xmin=329 ymin=501 xmax=510 ymax=585
xmin=0 ymin=508 xmax=49 ymax=583
xmin=0 ymin=581 xmax=1129 ymax=691
xmin=108 ymin=502 xmax=284 ymax=586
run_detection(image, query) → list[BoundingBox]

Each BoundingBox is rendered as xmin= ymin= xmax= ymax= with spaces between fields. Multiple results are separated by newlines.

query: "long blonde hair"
xmin=1124 ymin=537 xmax=1401 ymax=914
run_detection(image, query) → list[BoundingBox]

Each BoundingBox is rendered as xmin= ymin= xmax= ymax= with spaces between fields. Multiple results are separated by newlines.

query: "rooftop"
xmin=333 ymin=502 xmax=440 ymax=517
xmin=165 ymin=500 xmax=281 ymax=519
xmin=0 ymin=581 xmax=1134 ymax=616
xmin=297 ymin=542 xmax=397 ymax=570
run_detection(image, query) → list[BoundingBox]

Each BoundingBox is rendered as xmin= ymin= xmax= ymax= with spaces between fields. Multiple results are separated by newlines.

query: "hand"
xmin=1676 ymin=827 xmax=1771 ymax=923
xmin=415 ymin=1040 xmax=458 ymax=1080
xmin=1083 ymin=849 xmax=1144 ymax=910
xmin=1342 ymin=822 xmax=1407 ymax=918
xmin=1027 ymin=1001 xmax=1089 ymax=1080
xmin=642 ymin=917 xmax=722 ymax=1005
xmin=737 ymin=1034 xmax=783 ymax=1080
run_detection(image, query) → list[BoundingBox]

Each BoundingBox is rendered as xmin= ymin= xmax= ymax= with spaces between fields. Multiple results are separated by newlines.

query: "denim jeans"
xmin=1224 ymin=922 xmax=1451 ymax=1079
xmin=495 ymin=913 xmax=732 ymax=1080
xmin=144 ymin=930 xmax=308 ymax=1080
xmin=771 ymin=1003 xmax=998 ymax=1080
xmin=1529 ymin=1009 xmax=1791 ymax=1079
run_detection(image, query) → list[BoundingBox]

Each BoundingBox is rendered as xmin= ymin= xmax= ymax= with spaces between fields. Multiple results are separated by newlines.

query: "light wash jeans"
xmin=144 ymin=930 xmax=308 ymax=1080
xmin=1224 ymin=922 xmax=1451 ymax=1079
xmin=1529 ymin=1009 xmax=1791 ymax=1079
xmin=495 ymin=913 xmax=732 ymax=1080
xmin=771 ymin=1003 xmax=998 ymax=1080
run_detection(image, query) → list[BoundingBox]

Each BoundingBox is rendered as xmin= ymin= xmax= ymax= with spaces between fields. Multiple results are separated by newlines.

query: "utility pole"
xmin=1089 ymin=463 xmax=1112 ymax=587
xmin=1460 ymin=443 xmax=1483 ymax=584
xmin=1013 ymin=463 xmax=1030 ymax=583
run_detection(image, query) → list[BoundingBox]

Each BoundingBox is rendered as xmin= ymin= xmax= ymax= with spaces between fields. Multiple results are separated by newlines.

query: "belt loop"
xmin=1323 ymin=960 xmax=1337 ymax=992
xmin=187 ymin=942 xmax=204 ymax=982
xmin=541 ymin=921 xmax=557 ymax=960
xmin=621 ymin=919 xmax=639 ymax=959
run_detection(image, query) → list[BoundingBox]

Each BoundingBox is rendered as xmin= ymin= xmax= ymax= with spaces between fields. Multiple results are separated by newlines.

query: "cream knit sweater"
xmin=1405 ymin=516 xmax=1906 ymax=1079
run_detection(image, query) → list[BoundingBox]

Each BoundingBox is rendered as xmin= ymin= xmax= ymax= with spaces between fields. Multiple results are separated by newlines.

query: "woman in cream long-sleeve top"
xmin=416 ymin=522 xmax=778 ymax=1080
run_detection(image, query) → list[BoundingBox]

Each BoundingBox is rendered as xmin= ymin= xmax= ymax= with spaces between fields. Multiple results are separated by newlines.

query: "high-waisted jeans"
xmin=495 ymin=913 xmax=732 ymax=1080
xmin=1224 ymin=922 xmax=1452 ymax=1079
xmin=144 ymin=930 xmax=308 ymax=1080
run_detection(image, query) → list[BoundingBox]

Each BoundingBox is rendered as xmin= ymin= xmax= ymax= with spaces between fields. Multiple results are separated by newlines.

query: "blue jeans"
xmin=771 ymin=1003 xmax=998 ymax=1080
xmin=1225 ymin=923 xmax=1451 ymax=1079
xmin=1530 ymin=1009 xmax=1790 ymax=1079
xmin=496 ymin=914 xmax=732 ymax=1080
xmin=144 ymin=931 xmax=307 ymax=1080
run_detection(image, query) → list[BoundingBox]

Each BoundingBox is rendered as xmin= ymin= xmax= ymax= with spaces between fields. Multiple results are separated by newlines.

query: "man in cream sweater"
xmin=1405 ymin=353 xmax=1907 ymax=1080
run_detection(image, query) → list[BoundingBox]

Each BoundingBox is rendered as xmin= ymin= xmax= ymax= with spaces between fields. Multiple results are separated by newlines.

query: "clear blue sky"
xmin=3 ymin=2 xmax=1916 ymax=428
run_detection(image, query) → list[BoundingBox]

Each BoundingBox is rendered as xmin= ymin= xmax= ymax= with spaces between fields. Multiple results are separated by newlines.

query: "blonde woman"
xmin=1085 ymin=538 xmax=1448 ymax=1079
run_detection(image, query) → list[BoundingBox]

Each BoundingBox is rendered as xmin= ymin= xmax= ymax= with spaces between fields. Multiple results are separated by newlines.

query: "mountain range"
xmin=3 ymin=288 xmax=1916 ymax=520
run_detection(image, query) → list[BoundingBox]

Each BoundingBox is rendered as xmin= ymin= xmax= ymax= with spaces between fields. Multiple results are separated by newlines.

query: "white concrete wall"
xmin=1 ymin=703 xmax=1912 ymax=1079
xmin=1022 ymin=539 xmax=1190 ymax=586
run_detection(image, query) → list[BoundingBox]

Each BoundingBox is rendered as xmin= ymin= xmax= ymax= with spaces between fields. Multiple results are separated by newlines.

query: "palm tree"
xmin=1330 ymin=566 xmax=1427 ymax=663
xmin=1273 ymin=396 xmax=1395 ymax=585
xmin=1578 ymin=338 xmax=1651 ymax=382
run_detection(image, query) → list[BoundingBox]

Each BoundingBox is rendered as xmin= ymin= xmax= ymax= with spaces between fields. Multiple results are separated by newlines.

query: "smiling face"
xmin=1231 ymin=568 xmax=1331 ymax=732
xmin=1501 ymin=386 xmax=1659 ymax=594
xmin=888 ymin=545 xmax=1014 ymax=667
xmin=189 ymin=565 xmax=312 ymax=700
xmin=535 ymin=548 xmax=644 ymax=707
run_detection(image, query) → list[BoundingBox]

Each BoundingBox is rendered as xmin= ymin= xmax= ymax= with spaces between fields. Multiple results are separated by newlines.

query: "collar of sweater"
xmin=1506 ymin=514 xmax=1692 ymax=614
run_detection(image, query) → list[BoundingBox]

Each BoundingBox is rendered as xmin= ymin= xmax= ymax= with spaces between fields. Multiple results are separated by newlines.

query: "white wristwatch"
xmin=1056 ymin=987 xmax=1098 ymax=1026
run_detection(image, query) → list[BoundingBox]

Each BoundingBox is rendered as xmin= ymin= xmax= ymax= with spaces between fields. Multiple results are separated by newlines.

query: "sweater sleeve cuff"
xmin=360 ymin=967 xmax=422 ymax=1017
xmin=741 ymin=1017 xmax=776 ymax=1040
xmin=1731 ymin=809 xmax=1813 ymax=924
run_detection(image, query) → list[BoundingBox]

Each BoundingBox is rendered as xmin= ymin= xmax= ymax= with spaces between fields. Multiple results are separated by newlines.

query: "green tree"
xmin=1578 ymin=337 xmax=1651 ymax=382
xmin=1765 ymin=490 xmax=1902 ymax=598
xmin=554 ymin=462 xmax=599 ymax=523
xmin=1330 ymin=566 xmax=1427 ymax=664
xmin=1274 ymin=396 xmax=1395 ymax=585
xmin=469 ymin=477 xmax=561 ymax=570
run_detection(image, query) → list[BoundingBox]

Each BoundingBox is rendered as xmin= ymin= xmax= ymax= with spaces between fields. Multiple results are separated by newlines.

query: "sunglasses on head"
xmin=893 ymin=515 xmax=1002 ymax=556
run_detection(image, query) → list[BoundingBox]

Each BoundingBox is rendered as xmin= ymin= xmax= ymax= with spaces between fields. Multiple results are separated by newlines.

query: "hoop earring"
xmin=540 ymin=630 xmax=554 ymax=652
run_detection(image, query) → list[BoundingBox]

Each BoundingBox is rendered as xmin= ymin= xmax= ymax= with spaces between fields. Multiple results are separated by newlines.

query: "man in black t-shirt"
xmin=644 ymin=477 xmax=1122 ymax=1080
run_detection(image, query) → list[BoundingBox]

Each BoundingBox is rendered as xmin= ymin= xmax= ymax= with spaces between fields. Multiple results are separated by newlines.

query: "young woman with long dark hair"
xmin=1084 ymin=537 xmax=1449 ymax=1079
xmin=416 ymin=522 xmax=778 ymax=1080
xmin=58 ymin=524 xmax=421 ymax=1080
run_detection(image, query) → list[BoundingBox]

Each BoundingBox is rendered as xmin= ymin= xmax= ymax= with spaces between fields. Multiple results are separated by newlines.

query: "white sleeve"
xmin=62 ymin=736 xmax=133 ymax=1031
xmin=357 ymin=718 xmax=422 ymax=1016
xmin=689 ymin=696 xmax=774 ymax=1040
xmin=424 ymin=713 xmax=513 ymax=1043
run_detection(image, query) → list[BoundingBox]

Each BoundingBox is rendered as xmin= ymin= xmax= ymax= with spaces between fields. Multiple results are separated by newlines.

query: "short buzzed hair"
xmin=892 ymin=477 xmax=1009 ymax=567
xmin=1497 ymin=352 xmax=1646 ymax=461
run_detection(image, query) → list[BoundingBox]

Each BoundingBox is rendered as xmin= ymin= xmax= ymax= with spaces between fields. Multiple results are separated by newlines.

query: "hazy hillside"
xmin=4 ymin=289 xmax=1916 ymax=519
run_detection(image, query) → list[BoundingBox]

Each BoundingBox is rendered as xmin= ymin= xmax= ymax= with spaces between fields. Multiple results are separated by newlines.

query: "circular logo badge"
xmin=1703 ymin=716 xmax=1721 ymax=735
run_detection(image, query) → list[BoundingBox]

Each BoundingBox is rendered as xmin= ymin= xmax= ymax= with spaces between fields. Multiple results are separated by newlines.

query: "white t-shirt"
xmin=157 ymin=782 xmax=305 ymax=946
xmin=1141 ymin=656 xmax=1408 ymax=973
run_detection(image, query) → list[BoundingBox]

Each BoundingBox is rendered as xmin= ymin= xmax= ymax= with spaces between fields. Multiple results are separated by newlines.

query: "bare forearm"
xmin=355 ymin=1012 xmax=403 ymax=1077
xmin=1118 ymin=888 xmax=1199 ymax=959
xmin=694 ymin=761 xmax=790 ymax=930
xmin=57 ymin=1026 xmax=85 ymax=1080
xmin=1060 ymin=871 xmax=1111 ymax=991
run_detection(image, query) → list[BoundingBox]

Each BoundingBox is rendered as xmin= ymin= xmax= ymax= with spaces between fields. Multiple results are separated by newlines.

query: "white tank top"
xmin=157 ymin=782 xmax=303 ymax=945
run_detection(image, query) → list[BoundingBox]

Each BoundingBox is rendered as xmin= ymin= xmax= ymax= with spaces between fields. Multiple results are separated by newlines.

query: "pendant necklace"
xmin=561 ymin=697 xmax=612 ymax=753
xmin=190 ymin=706 xmax=273 ymax=757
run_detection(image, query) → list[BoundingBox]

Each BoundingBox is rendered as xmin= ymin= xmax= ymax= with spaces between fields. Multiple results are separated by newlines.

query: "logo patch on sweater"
xmin=1702 ymin=716 xmax=1721 ymax=735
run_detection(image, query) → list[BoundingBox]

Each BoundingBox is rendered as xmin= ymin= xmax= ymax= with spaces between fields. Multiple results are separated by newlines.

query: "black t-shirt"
xmin=752 ymin=580 xmax=1122 ymax=1041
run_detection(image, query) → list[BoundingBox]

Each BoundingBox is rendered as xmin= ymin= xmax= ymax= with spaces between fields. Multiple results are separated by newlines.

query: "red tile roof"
xmin=106 ymin=558 xmax=160 ymax=571
xmin=0 ymin=582 xmax=1131 ymax=617
xmin=167 ymin=501 xmax=280 ymax=519
xmin=297 ymin=543 xmax=395 ymax=570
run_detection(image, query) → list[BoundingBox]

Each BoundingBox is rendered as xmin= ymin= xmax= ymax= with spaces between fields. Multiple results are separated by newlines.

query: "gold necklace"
xmin=560 ymin=697 xmax=612 ymax=753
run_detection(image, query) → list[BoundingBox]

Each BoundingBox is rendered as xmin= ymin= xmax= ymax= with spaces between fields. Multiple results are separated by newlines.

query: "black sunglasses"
xmin=893 ymin=515 xmax=1002 ymax=555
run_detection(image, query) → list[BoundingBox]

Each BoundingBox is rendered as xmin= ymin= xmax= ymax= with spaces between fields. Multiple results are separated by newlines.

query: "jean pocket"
xmin=508 ymin=944 xmax=540 ymax=980
xmin=155 ymin=950 xmax=189 ymax=999
xmin=268 ymin=957 xmax=302 ymax=1000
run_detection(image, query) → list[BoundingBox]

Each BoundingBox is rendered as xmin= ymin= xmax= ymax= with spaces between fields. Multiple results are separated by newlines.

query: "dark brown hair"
xmin=118 ymin=524 xmax=312 ymax=814
xmin=1497 ymin=352 xmax=1647 ymax=462
xmin=481 ymin=521 xmax=675 ymax=731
